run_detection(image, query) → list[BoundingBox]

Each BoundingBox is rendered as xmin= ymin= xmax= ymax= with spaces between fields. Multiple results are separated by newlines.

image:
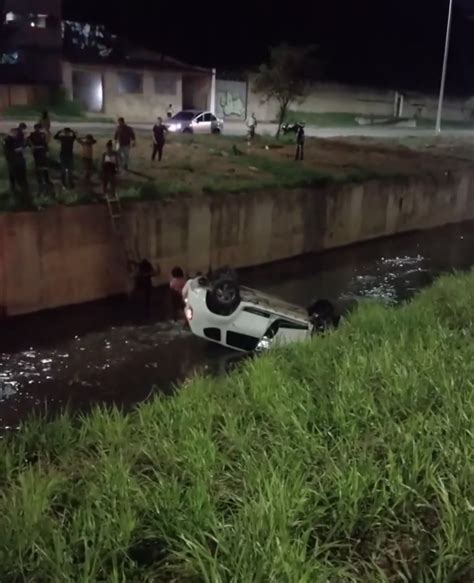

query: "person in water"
xmin=170 ymin=266 xmax=186 ymax=320
xmin=134 ymin=259 xmax=156 ymax=314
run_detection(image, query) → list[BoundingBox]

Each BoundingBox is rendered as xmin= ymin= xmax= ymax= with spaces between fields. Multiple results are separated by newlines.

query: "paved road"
xmin=1 ymin=118 xmax=473 ymax=140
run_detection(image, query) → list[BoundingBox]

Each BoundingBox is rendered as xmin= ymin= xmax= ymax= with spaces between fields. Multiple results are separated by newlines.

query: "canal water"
xmin=1 ymin=221 xmax=473 ymax=431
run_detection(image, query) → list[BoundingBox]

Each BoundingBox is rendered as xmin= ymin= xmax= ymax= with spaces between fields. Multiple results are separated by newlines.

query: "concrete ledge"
xmin=1 ymin=172 xmax=473 ymax=317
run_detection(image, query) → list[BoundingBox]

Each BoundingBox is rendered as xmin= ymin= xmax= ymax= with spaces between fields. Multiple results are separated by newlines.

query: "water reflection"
xmin=1 ymin=221 xmax=473 ymax=429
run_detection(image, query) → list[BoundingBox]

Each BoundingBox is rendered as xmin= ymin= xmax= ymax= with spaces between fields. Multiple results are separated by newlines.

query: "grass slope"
xmin=0 ymin=273 xmax=473 ymax=581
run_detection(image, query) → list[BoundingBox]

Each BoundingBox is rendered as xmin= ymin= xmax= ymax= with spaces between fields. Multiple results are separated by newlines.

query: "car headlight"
xmin=255 ymin=337 xmax=272 ymax=353
xmin=169 ymin=123 xmax=181 ymax=131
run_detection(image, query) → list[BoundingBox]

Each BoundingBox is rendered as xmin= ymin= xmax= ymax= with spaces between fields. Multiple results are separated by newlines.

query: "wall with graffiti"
xmin=216 ymin=79 xmax=247 ymax=120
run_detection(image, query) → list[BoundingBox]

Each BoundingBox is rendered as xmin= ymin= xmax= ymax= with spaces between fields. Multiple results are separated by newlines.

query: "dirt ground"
xmin=2 ymin=131 xmax=474 ymax=208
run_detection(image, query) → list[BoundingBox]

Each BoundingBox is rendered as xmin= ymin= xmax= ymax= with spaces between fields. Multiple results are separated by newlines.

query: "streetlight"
xmin=436 ymin=0 xmax=454 ymax=134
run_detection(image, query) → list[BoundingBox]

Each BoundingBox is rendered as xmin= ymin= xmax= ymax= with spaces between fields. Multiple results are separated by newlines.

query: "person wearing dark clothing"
xmin=295 ymin=124 xmax=305 ymax=161
xmin=167 ymin=104 xmax=174 ymax=119
xmin=3 ymin=128 xmax=30 ymax=206
xmin=152 ymin=117 xmax=168 ymax=162
xmin=28 ymin=124 xmax=53 ymax=194
xmin=77 ymin=134 xmax=97 ymax=183
xmin=101 ymin=140 xmax=119 ymax=197
xmin=17 ymin=123 xmax=27 ymax=146
xmin=114 ymin=118 xmax=136 ymax=170
xmin=134 ymin=259 xmax=156 ymax=314
xmin=54 ymin=128 xmax=77 ymax=189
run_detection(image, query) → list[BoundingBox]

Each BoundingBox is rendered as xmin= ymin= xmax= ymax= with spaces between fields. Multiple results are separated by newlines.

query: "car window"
xmin=203 ymin=113 xmax=212 ymax=122
xmin=210 ymin=114 xmax=217 ymax=121
xmin=195 ymin=115 xmax=204 ymax=123
xmin=173 ymin=111 xmax=196 ymax=121
xmin=226 ymin=332 xmax=259 ymax=352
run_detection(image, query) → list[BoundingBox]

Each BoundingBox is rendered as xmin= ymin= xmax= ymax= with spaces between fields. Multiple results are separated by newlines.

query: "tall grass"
xmin=0 ymin=273 xmax=473 ymax=581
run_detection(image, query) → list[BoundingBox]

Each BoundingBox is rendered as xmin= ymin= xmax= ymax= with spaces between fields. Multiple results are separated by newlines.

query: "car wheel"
xmin=183 ymin=127 xmax=193 ymax=134
xmin=212 ymin=127 xmax=221 ymax=135
xmin=207 ymin=278 xmax=241 ymax=315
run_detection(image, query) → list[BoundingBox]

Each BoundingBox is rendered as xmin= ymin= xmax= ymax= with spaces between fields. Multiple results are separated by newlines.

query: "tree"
xmin=253 ymin=44 xmax=318 ymax=138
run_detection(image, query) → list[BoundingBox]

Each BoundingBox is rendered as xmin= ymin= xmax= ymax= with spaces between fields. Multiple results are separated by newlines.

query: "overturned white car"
xmin=184 ymin=269 xmax=339 ymax=353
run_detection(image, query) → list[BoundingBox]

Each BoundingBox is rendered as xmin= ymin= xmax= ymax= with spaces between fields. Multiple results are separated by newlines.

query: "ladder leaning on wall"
xmin=104 ymin=190 xmax=139 ymax=279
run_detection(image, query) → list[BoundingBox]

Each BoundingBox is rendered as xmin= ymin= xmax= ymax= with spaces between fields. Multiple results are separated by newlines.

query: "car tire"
xmin=207 ymin=278 xmax=241 ymax=315
xmin=212 ymin=127 xmax=221 ymax=135
xmin=183 ymin=127 xmax=193 ymax=134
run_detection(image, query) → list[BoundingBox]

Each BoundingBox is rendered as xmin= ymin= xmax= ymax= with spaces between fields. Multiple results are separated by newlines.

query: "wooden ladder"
xmin=105 ymin=191 xmax=138 ymax=276
xmin=105 ymin=191 xmax=123 ymax=231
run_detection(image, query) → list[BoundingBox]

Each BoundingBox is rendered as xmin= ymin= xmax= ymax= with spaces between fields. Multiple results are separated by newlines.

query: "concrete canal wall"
xmin=1 ymin=172 xmax=473 ymax=317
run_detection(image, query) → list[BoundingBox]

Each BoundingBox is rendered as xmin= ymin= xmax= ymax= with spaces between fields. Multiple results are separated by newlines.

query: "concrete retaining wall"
xmin=1 ymin=173 xmax=473 ymax=317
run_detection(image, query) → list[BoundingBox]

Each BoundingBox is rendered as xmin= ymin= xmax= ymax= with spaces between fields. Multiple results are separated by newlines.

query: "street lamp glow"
xmin=436 ymin=0 xmax=454 ymax=134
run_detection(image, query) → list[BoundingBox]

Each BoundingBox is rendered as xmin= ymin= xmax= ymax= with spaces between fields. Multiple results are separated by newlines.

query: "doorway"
xmin=72 ymin=70 xmax=104 ymax=113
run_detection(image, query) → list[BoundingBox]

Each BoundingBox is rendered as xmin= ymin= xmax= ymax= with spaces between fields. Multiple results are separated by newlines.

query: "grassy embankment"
xmin=0 ymin=272 xmax=473 ymax=581
xmin=0 ymin=133 xmax=405 ymax=212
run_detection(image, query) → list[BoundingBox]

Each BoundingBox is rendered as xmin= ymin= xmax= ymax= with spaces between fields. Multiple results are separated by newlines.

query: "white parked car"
xmin=184 ymin=269 xmax=338 ymax=353
xmin=165 ymin=110 xmax=224 ymax=134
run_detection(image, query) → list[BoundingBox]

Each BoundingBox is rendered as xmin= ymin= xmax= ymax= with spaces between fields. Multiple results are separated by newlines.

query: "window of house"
xmin=29 ymin=14 xmax=48 ymax=28
xmin=154 ymin=74 xmax=178 ymax=95
xmin=117 ymin=71 xmax=143 ymax=94
xmin=0 ymin=51 xmax=20 ymax=65
xmin=5 ymin=13 xmax=48 ymax=27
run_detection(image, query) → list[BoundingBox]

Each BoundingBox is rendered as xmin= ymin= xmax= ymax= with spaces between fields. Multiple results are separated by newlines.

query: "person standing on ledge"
xmin=54 ymin=127 xmax=77 ymax=190
xmin=167 ymin=104 xmax=174 ymax=119
xmin=3 ymin=128 xmax=30 ymax=206
xmin=78 ymin=134 xmax=97 ymax=184
xmin=295 ymin=123 xmax=305 ymax=161
xmin=152 ymin=117 xmax=168 ymax=162
xmin=101 ymin=140 xmax=119 ymax=197
xmin=114 ymin=117 xmax=136 ymax=171
xmin=28 ymin=124 xmax=53 ymax=195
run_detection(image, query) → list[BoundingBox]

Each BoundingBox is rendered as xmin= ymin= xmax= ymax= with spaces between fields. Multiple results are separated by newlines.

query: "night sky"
xmin=63 ymin=0 xmax=474 ymax=94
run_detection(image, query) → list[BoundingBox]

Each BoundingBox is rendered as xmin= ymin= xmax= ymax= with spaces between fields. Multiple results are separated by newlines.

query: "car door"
xmin=210 ymin=113 xmax=221 ymax=133
xmin=196 ymin=112 xmax=212 ymax=134
xmin=192 ymin=113 xmax=205 ymax=134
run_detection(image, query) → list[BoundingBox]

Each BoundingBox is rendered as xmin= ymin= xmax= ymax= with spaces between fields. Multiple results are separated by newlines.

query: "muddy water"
xmin=1 ymin=221 xmax=473 ymax=430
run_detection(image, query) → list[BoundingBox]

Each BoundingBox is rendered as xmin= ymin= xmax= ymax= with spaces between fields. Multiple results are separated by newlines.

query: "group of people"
xmin=1 ymin=110 xmax=174 ymax=207
xmin=0 ymin=114 xmax=126 ymax=205
xmin=133 ymin=260 xmax=194 ymax=321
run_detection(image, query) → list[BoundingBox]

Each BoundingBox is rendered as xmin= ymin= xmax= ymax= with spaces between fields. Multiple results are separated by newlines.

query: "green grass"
xmin=0 ymin=272 xmax=473 ymax=581
xmin=0 ymin=135 xmax=405 ymax=212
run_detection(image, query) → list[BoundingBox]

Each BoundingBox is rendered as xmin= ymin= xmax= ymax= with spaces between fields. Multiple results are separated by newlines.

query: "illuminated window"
xmin=29 ymin=14 xmax=48 ymax=28
xmin=0 ymin=52 xmax=20 ymax=65
xmin=4 ymin=12 xmax=19 ymax=23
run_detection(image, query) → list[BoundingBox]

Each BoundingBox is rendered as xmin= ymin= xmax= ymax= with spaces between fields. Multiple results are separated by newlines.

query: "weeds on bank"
xmin=0 ymin=129 xmax=414 ymax=212
xmin=0 ymin=272 xmax=473 ymax=581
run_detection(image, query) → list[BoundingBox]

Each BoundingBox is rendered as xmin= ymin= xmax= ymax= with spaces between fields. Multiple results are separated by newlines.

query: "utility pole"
xmin=435 ymin=0 xmax=454 ymax=134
